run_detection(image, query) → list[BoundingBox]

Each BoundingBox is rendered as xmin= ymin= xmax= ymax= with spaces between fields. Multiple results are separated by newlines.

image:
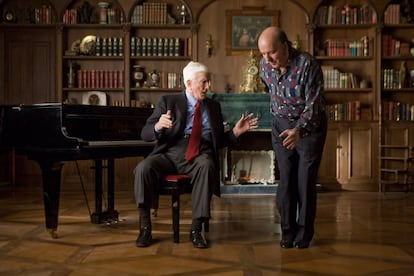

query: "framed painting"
xmin=225 ymin=7 xmax=280 ymax=56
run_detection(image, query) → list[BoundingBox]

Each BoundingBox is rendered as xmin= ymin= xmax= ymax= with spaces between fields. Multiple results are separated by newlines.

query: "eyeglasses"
xmin=199 ymin=79 xmax=211 ymax=87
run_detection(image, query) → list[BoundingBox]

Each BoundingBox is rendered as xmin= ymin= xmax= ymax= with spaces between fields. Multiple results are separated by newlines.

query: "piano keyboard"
xmin=86 ymin=140 xmax=155 ymax=148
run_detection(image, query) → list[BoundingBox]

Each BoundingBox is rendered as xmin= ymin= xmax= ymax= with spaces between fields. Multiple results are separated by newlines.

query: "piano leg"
xmin=107 ymin=158 xmax=117 ymax=219
xmin=39 ymin=160 xmax=62 ymax=239
xmin=90 ymin=159 xmax=119 ymax=224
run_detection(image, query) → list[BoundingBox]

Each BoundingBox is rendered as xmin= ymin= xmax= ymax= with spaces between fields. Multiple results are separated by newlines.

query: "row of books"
xmin=34 ymin=5 xmax=53 ymax=24
xmin=323 ymin=36 xmax=370 ymax=57
xmin=131 ymin=37 xmax=190 ymax=57
xmin=382 ymin=69 xmax=412 ymax=89
xmin=322 ymin=66 xmax=360 ymax=89
xmin=112 ymin=100 xmax=126 ymax=107
xmin=131 ymin=3 xmax=169 ymax=25
xmin=95 ymin=37 xmax=124 ymax=57
xmin=382 ymin=34 xmax=411 ymax=57
xmin=383 ymin=4 xmax=400 ymax=24
xmin=326 ymin=101 xmax=364 ymax=121
xmin=315 ymin=4 xmax=376 ymax=25
xmin=99 ymin=8 xmax=123 ymax=24
xmin=165 ymin=72 xmax=183 ymax=89
xmin=74 ymin=70 xmax=124 ymax=89
xmin=382 ymin=101 xmax=414 ymax=121
xmin=63 ymin=7 xmax=124 ymax=24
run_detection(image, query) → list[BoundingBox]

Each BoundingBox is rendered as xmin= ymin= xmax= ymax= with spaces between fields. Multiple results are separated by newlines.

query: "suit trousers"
xmin=134 ymin=136 xmax=216 ymax=219
xmin=272 ymin=113 xmax=327 ymax=242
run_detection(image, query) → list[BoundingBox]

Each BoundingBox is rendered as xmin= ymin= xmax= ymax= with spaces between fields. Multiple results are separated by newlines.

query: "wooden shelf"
xmin=62 ymin=24 xmax=124 ymax=28
xmin=325 ymin=88 xmax=372 ymax=93
xmin=383 ymin=23 xmax=414 ymax=28
xmin=63 ymin=56 xmax=124 ymax=60
xmin=63 ymin=88 xmax=124 ymax=92
xmin=316 ymin=56 xmax=373 ymax=60
xmin=0 ymin=24 xmax=55 ymax=28
xmin=130 ymin=56 xmax=191 ymax=60
xmin=382 ymin=56 xmax=414 ymax=60
xmin=317 ymin=23 xmax=376 ymax=29
xmin=131 ymin=88 xmax=182 ymax=92
xmin=382 ymin=88 xmax=414 ymax=92
xmin=131 ymin=23 xmax=198 ymax=29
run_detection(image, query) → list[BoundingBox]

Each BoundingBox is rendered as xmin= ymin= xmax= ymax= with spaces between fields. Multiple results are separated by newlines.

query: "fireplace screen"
xmin=230 ymin=150 xmax=275 ymax=184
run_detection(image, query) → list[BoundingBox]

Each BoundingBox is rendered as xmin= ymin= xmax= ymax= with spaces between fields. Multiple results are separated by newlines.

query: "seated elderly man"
xmin=133 ymin=61 xmax=258 ymax=248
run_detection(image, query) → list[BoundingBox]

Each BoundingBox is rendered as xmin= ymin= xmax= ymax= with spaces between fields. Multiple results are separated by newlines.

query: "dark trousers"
xmin=272 ymin=113 xmax=327 ymax=242
xmin=134 ymin=137 xmax=216 ymax=219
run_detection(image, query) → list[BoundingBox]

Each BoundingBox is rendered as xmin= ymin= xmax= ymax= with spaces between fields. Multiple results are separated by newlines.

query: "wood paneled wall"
xmin=0 ymin=0 xmax=394 ymax=190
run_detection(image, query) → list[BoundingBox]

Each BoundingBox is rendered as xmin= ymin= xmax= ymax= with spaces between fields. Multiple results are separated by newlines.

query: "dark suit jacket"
xmin=141 ymin=92 xmax=239 ymax=196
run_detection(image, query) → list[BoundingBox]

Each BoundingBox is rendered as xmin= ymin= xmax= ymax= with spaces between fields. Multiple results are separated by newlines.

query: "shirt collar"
xmin=185 ymin=90 xmax=199 ymax=107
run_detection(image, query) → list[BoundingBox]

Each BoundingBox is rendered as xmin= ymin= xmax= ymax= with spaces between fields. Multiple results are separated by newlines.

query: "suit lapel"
xmin=176 ymin=92 xmax=187 ymax=126
xmin=205 ymin=99 xmax=218 ymax=149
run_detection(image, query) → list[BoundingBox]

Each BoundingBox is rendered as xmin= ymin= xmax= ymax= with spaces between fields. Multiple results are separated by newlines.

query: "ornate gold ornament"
xmin=239 ymin=50 xmax=266 ymax=93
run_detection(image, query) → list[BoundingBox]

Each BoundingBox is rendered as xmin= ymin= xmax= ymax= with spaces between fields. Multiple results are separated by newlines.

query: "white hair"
xmin=183 ymin=61 xmax=208 ymax=87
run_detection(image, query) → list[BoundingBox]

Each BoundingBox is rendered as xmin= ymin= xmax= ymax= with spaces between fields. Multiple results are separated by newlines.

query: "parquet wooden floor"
xmin=1 ymin=187 xmax=414 ymax=275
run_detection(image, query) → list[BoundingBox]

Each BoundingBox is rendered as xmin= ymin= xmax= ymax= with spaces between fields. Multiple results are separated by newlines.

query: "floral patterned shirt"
xmin=259 ymin=48 xmax=326 ymax=134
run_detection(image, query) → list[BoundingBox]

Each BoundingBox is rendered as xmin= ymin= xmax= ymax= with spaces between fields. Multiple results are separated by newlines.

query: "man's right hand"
xmin=155 ymin=110 xmax=173 ymax=132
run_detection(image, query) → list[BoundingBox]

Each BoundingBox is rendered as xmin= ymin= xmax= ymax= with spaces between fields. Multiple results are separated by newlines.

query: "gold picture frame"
xmin=225 ymin=7 xmax=280 ymax=56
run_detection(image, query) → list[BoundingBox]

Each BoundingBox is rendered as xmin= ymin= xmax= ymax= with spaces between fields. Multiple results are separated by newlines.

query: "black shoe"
xmin=190 ymin=230 xmax=208 ymax=248
xmin=294 ymin=240 xmax=310 ymax=249
xmin=280 ymin=240 xmax=294 ymax=248
xmin=136 ymin=226 xmax=152 ymax=247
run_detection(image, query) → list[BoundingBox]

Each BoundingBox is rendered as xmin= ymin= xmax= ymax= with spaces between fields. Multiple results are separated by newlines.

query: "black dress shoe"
xmin=294 ymin=240 xmax=310 ymax=249
xmin=136 ymin=227 xmax=152 ymax=247
xmin=280 ymin=240 xmax=294 ymax=249
xmin=190 ymin=230 xmax=208 ymax=248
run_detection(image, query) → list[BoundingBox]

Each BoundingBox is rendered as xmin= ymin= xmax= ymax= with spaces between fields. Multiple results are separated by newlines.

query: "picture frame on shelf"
xmin=82 ymin=91 xmax=107 ymax=106
xmin=225 ymin=6 xmax=279 ymax=56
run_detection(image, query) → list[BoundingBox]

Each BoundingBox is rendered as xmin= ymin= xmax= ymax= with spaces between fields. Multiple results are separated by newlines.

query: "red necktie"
xmin=185 ymin=101 xmax=201 ymax=162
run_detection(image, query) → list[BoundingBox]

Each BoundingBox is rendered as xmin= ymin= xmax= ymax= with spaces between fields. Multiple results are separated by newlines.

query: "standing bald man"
xmin=258 ymin=27 xmax=327 ymax=249
xmin=134 ymin=61 xmax=258 ymax=248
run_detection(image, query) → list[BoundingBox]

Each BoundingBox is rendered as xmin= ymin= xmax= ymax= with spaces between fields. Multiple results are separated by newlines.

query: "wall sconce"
xmin=292 ymin=34 xmax=301 ymax=50
xmin=206 ymin=34 xmax=213 ymax=57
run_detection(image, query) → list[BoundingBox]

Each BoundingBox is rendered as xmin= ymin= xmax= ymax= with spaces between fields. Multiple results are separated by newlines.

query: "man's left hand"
xmin=232 ymin=113 xmax=259 ymax=137
xmin=279 ymin=128 xmax=300 ymax=150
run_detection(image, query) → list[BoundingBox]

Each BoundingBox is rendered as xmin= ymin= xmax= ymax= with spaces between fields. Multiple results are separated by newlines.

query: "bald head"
xmin=258 ymin=27 xmax=290 ymax=70
xmin=258 ymin=27 xmax=290 ymax=51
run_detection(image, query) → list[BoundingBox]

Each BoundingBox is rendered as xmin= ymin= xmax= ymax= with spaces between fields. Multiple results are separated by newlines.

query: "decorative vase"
xmin=98 ymin=2 xmax=109 ymax=24
xmin=133 ymin=65 xmax=146 ymax=87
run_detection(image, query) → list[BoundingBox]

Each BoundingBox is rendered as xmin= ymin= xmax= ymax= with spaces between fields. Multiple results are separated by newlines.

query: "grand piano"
xmin=0 ymin=103 xmax=155 ymax=238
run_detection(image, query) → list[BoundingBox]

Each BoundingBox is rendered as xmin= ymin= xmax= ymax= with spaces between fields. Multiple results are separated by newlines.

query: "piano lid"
xmin=0 ymin=103 xmax=80 ymax=149
xmin=0 ymin=103 xmax=153 ymax=150
xmin=62 ymin=104 xmax=153 ymax=141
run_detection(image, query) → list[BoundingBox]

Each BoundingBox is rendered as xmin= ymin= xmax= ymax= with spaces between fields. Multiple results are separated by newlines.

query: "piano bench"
xmin=154 ymin=174 xmax=209 ymax=243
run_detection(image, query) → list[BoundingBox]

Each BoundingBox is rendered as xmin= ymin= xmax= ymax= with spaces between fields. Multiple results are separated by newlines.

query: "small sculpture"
xmin=177 ymin=4 xmax=187 ymax=24
xmin=67 ymin=61 xmax=77 ymax=88
xmin=148 ymin=70 xmax=160 ymax=88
